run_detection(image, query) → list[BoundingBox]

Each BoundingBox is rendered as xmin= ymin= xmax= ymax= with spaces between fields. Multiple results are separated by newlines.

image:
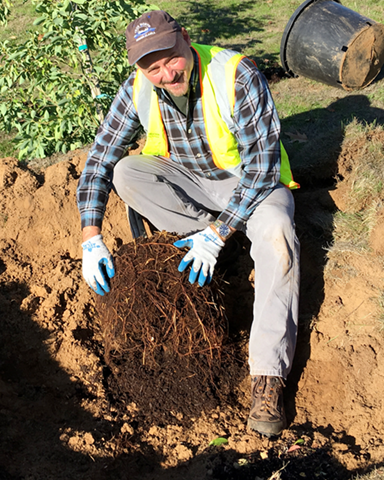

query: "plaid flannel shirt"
xmin=77 ymin=48 xmax=281 ymax=231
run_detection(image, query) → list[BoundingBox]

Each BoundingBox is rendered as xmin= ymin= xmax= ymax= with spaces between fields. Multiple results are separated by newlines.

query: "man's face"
xmin=137 ymin=29 xmax=194 ymax=97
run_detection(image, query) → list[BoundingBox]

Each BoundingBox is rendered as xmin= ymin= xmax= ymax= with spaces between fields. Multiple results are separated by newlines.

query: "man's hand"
xmin=82 ymin=234 xmax=115 ymax=295
xmin=174 ymin=226 xmax=224 ymax=287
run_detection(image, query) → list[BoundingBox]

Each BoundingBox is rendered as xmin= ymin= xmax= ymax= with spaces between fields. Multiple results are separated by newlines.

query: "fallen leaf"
xmin=287 ymin=444 xmax=301 ymax=453
xmin=285 ymin=131 xmax=308 ymax=143
xmin=209 ymin=437 xmax=228 ymax=446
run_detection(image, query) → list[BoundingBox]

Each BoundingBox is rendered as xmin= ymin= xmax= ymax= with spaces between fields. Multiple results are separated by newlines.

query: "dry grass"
xmin=327 ymin=121 xmax=384 ymax=257
xmin=324 ymin=121 xmax=384 ymax=326
xmin=354 ymin=467 xmax=384 ymax=480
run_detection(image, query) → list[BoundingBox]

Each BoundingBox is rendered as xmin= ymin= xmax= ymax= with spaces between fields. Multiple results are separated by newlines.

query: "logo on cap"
xmin=134 ymin=23 xmax=156 ymax=42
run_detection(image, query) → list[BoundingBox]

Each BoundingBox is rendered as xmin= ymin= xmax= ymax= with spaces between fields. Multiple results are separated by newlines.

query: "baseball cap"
xmin=125 ymin=10 xmax=182 ymax=65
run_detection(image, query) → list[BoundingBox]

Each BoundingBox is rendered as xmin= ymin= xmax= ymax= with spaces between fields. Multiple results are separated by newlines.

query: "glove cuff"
xmin=82 ymin=233 xmax=103 ymax=249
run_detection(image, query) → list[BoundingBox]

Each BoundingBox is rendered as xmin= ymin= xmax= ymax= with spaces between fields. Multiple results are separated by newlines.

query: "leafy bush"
xmin=0 ymin=0 xmax=12 ymax=25
xmin=0 ymin=0 xmax=152 ymax=160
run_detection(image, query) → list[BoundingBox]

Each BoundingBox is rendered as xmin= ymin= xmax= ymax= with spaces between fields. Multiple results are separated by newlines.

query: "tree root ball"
xmin=96 ymin=231 xmax=247 ymax=426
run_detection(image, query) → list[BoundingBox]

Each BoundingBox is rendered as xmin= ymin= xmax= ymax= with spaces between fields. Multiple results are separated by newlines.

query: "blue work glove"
xmin=174 ymin=226 xmax=225 ymax=287
xmin=82 ymin=234 xmax=115 ymax=295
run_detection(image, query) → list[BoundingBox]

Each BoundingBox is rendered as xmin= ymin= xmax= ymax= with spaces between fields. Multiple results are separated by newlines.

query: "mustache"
xmin=162 ymin=73 xmax=183 ymax=85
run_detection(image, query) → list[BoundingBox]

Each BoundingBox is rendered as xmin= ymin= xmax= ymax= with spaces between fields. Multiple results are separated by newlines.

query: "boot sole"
xmin=247 ymin=417 xmax=285 ymax=437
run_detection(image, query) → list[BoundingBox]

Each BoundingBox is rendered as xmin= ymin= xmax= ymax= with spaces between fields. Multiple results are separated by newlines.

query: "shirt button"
xmin=207 ymin=172 xmax=211 ymax=177
xmin=188 ymin=129 xmax=192 ymax=134
xmin=196 ymin=153 xmax=201 ymax=158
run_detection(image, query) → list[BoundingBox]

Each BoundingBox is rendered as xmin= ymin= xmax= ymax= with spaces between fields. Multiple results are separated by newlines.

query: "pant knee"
xmin=113 ymin=156 xmax=144 ymax=192
xmin=114 ymin=155 xmax=139 ymax=176
xmin=248 ymin=208 xmax=297 ymax=269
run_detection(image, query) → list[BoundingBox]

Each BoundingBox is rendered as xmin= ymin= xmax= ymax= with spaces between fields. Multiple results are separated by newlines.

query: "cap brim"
xmin=128 ymin=32 xmax=178 ymax=65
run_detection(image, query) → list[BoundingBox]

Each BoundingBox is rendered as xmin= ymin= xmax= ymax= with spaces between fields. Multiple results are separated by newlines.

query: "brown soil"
xmin=0 ymin=136 xmax=383 ymax=479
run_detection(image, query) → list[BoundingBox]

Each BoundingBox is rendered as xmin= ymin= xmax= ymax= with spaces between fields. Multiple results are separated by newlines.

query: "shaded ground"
xmin=1 ymin=129 xmax=384 ymax=480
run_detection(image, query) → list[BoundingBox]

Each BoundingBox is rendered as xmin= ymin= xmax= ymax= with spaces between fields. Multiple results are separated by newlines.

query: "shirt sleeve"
xmin=217 ymin=57 xmax=281 ymax=229
xmin=76 ymin=72 xmax=141 ymax=230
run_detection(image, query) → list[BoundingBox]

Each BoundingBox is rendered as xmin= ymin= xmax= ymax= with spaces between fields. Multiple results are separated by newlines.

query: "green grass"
xmin=153 ymin=0 xmax=303 ymax=62
xmin=0 ymin=132 xmax=17 ymax=157
xmin=0 ymin=0 xmax=38 ymax=44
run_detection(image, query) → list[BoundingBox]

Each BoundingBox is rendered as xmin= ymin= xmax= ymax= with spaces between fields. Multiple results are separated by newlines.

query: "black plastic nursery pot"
xmin=280 ymin=0 xmax=384 ymax=90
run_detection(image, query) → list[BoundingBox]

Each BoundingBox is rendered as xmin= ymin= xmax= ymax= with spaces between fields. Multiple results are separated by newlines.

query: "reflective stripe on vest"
xmin=132 ymin=71 xmax=170 ymax=158
xmin=133 ymin=43 xmax=299 ymax=189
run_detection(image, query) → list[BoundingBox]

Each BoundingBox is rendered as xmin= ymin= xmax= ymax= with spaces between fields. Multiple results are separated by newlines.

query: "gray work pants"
xmin=113 ymin=155 xmax=300 ymax=379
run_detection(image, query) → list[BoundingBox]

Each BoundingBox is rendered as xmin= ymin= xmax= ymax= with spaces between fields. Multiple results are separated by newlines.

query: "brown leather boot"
xmin=247 ymin=375 xmax=286 ymax=437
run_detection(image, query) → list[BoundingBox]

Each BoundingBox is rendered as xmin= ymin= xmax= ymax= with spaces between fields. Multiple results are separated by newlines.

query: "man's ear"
xmin=181 ymin=27 xmax=191 ymax=47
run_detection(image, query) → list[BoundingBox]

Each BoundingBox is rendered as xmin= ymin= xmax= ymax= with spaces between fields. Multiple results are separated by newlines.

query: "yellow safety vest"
xmin=132 ymin=43 xmax=299 ymax=189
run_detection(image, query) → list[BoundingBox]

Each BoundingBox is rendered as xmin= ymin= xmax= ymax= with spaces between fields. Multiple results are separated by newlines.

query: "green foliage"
xmin=0 ymin=0 xmax=151 ymax=160
xmin=0 ymin=0 xmax=12 ymax=25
